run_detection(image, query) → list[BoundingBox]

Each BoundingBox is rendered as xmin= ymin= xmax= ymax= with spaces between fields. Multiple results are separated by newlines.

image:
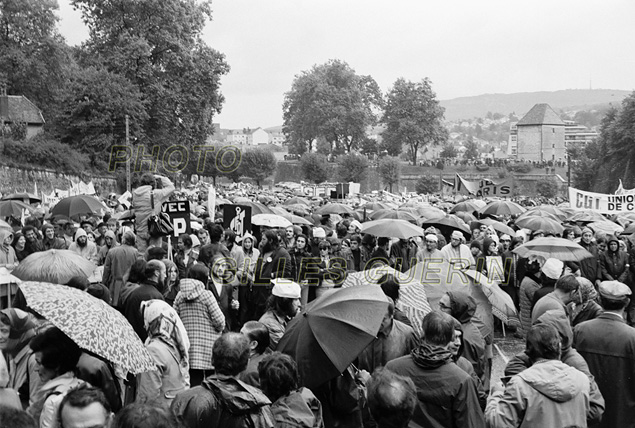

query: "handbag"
xmin=147 ymin=191 xmax=174 ymax=237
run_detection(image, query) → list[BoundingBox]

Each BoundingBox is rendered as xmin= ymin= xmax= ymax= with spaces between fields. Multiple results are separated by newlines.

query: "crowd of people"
xmin=1 ymin=172 xmax=635 ymax=428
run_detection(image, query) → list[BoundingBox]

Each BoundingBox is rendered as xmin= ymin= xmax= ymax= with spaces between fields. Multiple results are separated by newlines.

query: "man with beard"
xmin=440 ymin=231 xmax=475 ymax=271
xmin=20 ymin=226 xmax=44 ymax=257
xmin=97 ymin=230 xmax=119 ymax=266
xmin=390 ymin=238 xmax=416 ymax=273
xmin=241 ymin=230 xmax=292 ymax=324
xmin=416 ymin=234 xmax=444 ymax=265
xmin=68 ymin=228 xmax=99 ymax=264
xmin=122 ymin=259 xmax=165 ymax=341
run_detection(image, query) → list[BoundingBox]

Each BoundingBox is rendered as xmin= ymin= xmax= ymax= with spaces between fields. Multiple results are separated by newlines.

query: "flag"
xmin=208 ymin=186 xmax=216 ymax=216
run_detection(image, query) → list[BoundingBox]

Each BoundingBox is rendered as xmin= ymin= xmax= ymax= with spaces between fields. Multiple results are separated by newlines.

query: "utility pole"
xmin=125 ymin=115 xmax=131 ymax=193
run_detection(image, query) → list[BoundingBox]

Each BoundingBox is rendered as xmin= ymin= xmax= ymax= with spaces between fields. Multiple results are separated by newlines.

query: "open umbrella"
xmin=251 ymin=213 xmax=292 ymax=228
xmin=476 ymin=218 xmax=517 ymax=237
xmin=450 ymin=201 xmax=480 ymax=214
xmin=479 ymin=200 xmax=526 ymax=217
xmin=370 ymin=209 xmax=418 ymax=222
xmin=522 ymin=206 xmax=568 ymax=221
xmin=277 ymin=286 xmax=389 ymax=390
xmin=1 ymin=193 xmax=41 ymax=204
xmin=0 ymin=219 xmax=12 ymax=230
xmin=454 ymin=211 xmax=477 ymax=225
xmin=284 ymin=197 xmax=311 ymax=206
xmin=412 ymin=206 xmax=446 ymax=219
xmin=363 ymin=202 xmax=391 ymax=211
xmin=513 ymin=237 xmax=593 ymax=261
xmin=0 ymin=200 xmax=35 ymax=218
xmin=12 ymin=250 xmax=97 ymax=284
xmin=420 ymin=215 xmax=470 ymax=236
xmin=360 ymin=219 xmax=425 ymax=239
xmin=50 ymin=195 xmax=107 ymax=219
xmin=19 ymin=281 xmax=155 ymax=374
xmin=284 ymin=204 xmax=311 ymax=216
xmin=316 ymin=203 xmax=354 ymax=215
xmin=236 ymin=201 xmax=274 ymax=215
xmin=514 ymin=216 xmax=564 ymax=235
xmin=464 ymin=270 xmax=520 ymax=327
xmin=567 ymin=210 xmax=606 ymax=223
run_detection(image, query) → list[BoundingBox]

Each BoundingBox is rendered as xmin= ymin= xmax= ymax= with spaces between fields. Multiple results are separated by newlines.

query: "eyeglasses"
xmin=500 ymin=239 xmax=511 ymax=243
xmin=439 ymin=302 xmax=451 ymax=310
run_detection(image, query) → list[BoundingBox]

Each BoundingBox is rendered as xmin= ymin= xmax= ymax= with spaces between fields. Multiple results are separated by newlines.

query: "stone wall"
xmin=0 ymin=165 xmax=118 ymax=197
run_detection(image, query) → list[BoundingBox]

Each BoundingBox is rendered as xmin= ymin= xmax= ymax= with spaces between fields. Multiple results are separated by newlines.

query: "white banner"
xmin=569 ymin=186 xmax=635 ymax=213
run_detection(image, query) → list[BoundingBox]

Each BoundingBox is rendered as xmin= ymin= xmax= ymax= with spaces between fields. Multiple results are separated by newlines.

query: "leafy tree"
xmin=55 ymin=65 xmax=147 ymax=169
xmin=283 ymin=59 xmax=382 ymax=154
xmin=360 ymin=137 xmax=378 ymax=157
xmin=72 ymin=0 xmax=229 ymax=152
xmin=440 ymin=144 xmax=457 ymax=159
xmin=378 ymin=156 xmax=401 ymax=192
xmin=0 ymin=0 xmax=71 ymax=118
xmin=415 ymin=175 xmax=438 ymax=194
xmin=240 ymin=149 xmax=277 ymax=187
xmin=535 ymin=176 xmax=558 ymax=199
xmin=463 ymin=137 xmax=479 ymax=160
xmin=382 ymin=78 xmax=448 ymax=165
xmin=337 ymin=154 xmax=369 ymax=183
xmin=300 ymin=153 xmax=329 ymax=184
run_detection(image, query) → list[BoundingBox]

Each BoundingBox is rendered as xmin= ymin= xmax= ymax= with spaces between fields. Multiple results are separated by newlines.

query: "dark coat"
xmin=122 ymin=281 xmax=164 ymax=342
xmin=578 ymin=241 xmax=601 ymax=282
xmin=574 ymin=312 xmax=635 ymax=428
xmin=385 ymin=355 xmax=485 ymax=428
xmin=171 ymin=375 xmax=274 ymax=428
xmin=600 ymin=239 xmax=629 ymax=282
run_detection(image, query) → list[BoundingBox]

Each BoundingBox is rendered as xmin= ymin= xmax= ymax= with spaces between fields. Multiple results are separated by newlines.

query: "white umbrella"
xmin=252 ymin=213 xmax=292 ymax=228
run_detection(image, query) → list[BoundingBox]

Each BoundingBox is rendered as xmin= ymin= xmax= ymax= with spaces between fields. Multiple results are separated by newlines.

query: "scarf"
xmin=0 ymin=308 xmax=36 ymax=356
xmin=411 ymin=342 xmax=453 ymax=370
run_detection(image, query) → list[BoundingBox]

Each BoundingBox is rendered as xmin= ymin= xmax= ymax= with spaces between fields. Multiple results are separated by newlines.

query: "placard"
xmin=161 ymin=200 xmax=191 ymax=237
xmin=223 ymin=204 xmax=252 ymax=238
xmin=569 ymin=187 xmax=635 ymax=213
xmin=454 ymin=174 xmax=513 ymax=197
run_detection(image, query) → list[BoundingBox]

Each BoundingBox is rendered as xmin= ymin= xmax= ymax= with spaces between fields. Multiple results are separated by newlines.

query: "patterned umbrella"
xmin=12 ymin=250 xmax=97 ymax=284
xmin=19 ymin=281 xmax=155 ymax=375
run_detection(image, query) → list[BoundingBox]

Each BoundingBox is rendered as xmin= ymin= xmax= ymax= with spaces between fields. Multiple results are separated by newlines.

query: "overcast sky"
xmin=57 ymin=0 xmax=635 ymax=129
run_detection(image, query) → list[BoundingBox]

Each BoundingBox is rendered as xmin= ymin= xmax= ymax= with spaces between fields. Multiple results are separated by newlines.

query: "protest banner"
xmin=162 ymin=200 xmax=191 ymax=237
xmin=223 ymin=204 xmax=252 ymax=238
xmin=454 ymin=174 xmax=513 ymax=197
xmin=569 ymin=186 xmax=635 ymax=213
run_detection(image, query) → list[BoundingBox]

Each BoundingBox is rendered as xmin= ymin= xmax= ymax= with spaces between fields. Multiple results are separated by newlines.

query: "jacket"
xmin=357 ymin=319 xmax=418 ymax=373
xmin=174 ymin=278 xmax=225 ymax=370
xmin=132 ymin=176 xmax=175 ymax=241
xmin=272 ymin=387 xmax=324 ymax=428
xmin=259 ymin=310 xmax=290 ymax=351
xmin=578 ymin=240 xmax=601 ymax=282
xmin=447 ymin=292 xmax=486 ymax=385
xmin=27 ymin=372 xmax=85 ymax=428
xmin=574 ymin=312 xmax=635 ymax=428
xmin=137 ymin=339 xmax=189 ymax=408
xmin=600 ymin=236 xmax=629 ymax=282
xmin=171 ymin=375 xmax=275 ymax=428
xmin=531 ymin=292 xmax=567 ymax=324
xmin=505 ymin=310 xmax=605 ymax=425
xmin=385 ymin=345 xmax=485 ymax=428
xmin=102 ymin=244 xmax=140 ymax=307
xmin=77 ymin=352 xmax=122 ymax=412
xmin=486 ymin=359 xmax=590 ymax=428
xmin=519 ymin=274 xmax=541 ymax=332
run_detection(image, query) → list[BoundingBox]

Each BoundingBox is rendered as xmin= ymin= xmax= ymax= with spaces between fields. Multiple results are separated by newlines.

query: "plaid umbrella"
xmin=19 ymin=281 xmax=155 ymax=375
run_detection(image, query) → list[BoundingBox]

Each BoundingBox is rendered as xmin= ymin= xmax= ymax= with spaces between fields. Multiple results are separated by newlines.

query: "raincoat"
xmin=600 ymin=235 xmax=629 ymax=282
xmin=519 ymin=273 xmax=541 ymax=332
xmin=171 ymin=374 xmax=275 ymax=428
xmin=0 ymin=228 xmax=17 ymax=268
xmin=271 ymin=387 xmax=324 ymax=428
xmin=132 ymin=176 xmax=175 ymax=247
xmin=486 ymin=359 xmax=590 ymax=428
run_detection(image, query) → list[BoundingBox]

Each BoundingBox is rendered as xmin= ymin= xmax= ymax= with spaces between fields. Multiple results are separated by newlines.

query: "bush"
xmin=436 ymin=160 xmax=445 ymax=170
xmin=415 ymin=175 xmax=438 ymax=194
xmin=507 ymin=163 xmax=532 ymax=173
xmin=536 ymin=177 xmax=559 ymax=199
xmin=2 ymin=136 xmax=89 ymax=175
xmin=475 ymin=164 xmax=490 ymax=172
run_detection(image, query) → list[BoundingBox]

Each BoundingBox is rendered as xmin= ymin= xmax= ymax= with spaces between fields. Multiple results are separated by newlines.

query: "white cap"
xmin=313 ymin=227 xmax=326 ymax=239
xmin=599 ymin=280 xmax=631 ymax=299
xmin=271 ymin=278 xmax=301 ymax=299
xmin=541 ymin=258 xmax=564 ymax=280
xmin=425 ymin=234 xmax=438 ymax=242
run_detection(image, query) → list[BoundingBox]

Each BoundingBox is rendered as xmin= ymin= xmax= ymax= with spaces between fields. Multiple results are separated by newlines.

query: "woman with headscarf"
xmin=600 ymin=235 xmax=629 ymax=284
xmin=136 ymin=300 xmax=190 ymax=408
xmin=0 ymin=308 xmax=42 ymax=409
xmin=569 ymin=277 xmax=603 ymax=327
xmin=0 ymin=228 xmax=18 ymax=269
xmin=449 ymin=318 xmax=487 ymax=409
xmin=12 ymin=232 xmax=28 ymax=262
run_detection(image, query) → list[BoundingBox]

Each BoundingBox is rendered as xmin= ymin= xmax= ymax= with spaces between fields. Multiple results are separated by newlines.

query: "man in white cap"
xmin=440 ymin=230 xmax=475 ymax=270
xmin=530 ymin=257 xmax=564 ymax=313
xmin=574 ymin=281 xmax=635 ymax=428
xmin=258 ymin=278 xmax=301 ymax=350
xmin=416 ymin=234 xmax=443 ymax=265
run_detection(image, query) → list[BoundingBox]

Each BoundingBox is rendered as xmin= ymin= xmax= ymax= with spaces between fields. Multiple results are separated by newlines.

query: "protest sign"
xmin=223 ymin=204 xmax=252 ymax=238
xmin=454 ymin=174 xmax=513 ymax=197
xmin=162 ymin=200 xmax=191 ymax=237
xmin=569 ymin=187 xmax=635 ymax=213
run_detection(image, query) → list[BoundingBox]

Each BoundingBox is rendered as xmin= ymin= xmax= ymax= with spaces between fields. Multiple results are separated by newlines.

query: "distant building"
xmin=0 ymin=94 xmax=45 ymax=140
xmin=249 ymin=128 xmax=268 ymax=145
xmin=266 ymin=128 xmax=286 ymax=146
xmin=511 ymin=103 xmax=566 ymax=162
xmin=564 ymin=120 xmax=598 ymax=148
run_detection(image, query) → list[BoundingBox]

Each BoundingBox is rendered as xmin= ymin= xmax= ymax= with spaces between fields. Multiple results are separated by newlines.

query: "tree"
xmin=535 ymin=176 xmax=558 ymax=199
xmin=464 ymin=137 xmax=479 ymax=160
xmin=72 ymin=0 xmax=229 ymax=154
xmin=360 ymin=137 xmax=378 ymax=157
xmin=283 ymin=59 xmax=382 ymax=155
xmin=440 ymin=144 xmax=457 ymax=159
xmin=337 ymin=154 xmax=369 ymax=183
xmin=415 ymin=175 xmax=438 ymax=194
xmin=382 ymin=78 xmax=448 ymax=165
xmin=55 ymin=65 xmax=147 ymax=169
xmin=240 ymin=149 xmax=277 ymax=187
xmin=300 ymin=153 xmax=329 ymax=184
xmin=378 ymin=156 xmax=401 ymax=192
xmin=0 ymin=0 xmax=72 ymax=119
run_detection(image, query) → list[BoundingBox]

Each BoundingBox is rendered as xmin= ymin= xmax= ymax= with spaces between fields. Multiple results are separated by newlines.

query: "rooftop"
xmin=516 ymin=103 xmax=564 ymax=126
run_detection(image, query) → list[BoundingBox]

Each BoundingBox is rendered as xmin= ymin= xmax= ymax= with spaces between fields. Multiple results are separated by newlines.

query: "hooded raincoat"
xmin=486 ymin=359 xmax=591 ymax=428
xmin=271 ymin=387 xmax=324 ymax=428
xmin=170 ymin=374 xmax=275 ymax=428
xmin=0 ymin=228 xmax=17 ymax=268
xmin=174 ymin=278 xmax=225 ymax=370
xmin=600 ymin=235 xmax=629 ymax=283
